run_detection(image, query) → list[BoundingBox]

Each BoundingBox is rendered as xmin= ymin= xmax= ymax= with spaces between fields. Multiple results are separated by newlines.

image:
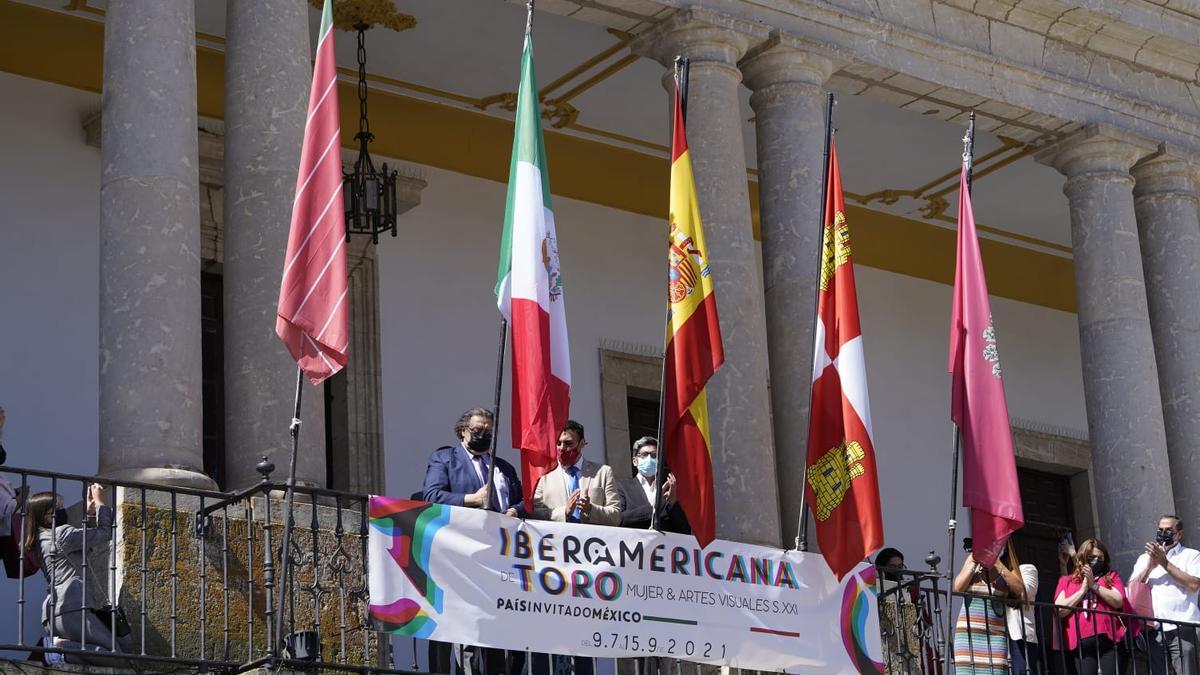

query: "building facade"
xmin=1 ymin=0 xmax=1196 ymax=599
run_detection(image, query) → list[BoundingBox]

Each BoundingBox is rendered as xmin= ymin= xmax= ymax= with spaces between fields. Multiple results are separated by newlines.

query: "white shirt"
xmin=466 ymin=447 xmax=509 ymax=511
xmin=1006 ymin=564 xmax=1039 ymax=643
xmin=1131 ymin=543 xmax=1200 ymax=629
xmin=637 ymin=472 xmax=657 ymax=506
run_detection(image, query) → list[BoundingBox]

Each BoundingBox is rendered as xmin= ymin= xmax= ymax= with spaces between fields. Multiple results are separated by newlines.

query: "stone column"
xmin=1133 ymin=147 xmax=1200 ymax=530
xmin=99 ymin=0 xmax=212 ymax=488
xmin=741 ymin=35 xmax=837 ymax=548
xmin=1037 ymin=124 xmax=1172 ymax=573
xmin=222 ymin=0 xmax=325 ymax=489
xmin=632 ymin=9 xmax=781 ymax=547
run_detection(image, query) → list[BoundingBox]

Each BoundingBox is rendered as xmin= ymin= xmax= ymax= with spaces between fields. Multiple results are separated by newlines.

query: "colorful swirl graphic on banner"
xmin=840 ymin=565 xmax=885 ymax=673
xmin=369 ymin=497 xmax=450 ymax=636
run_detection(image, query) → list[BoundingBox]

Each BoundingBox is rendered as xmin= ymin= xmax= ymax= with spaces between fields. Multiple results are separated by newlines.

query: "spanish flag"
xmin=663 ymin=87 xmax=724 ymax=548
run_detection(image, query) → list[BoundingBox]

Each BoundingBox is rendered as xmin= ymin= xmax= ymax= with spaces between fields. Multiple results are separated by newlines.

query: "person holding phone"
xmin=25 ymin=483 xmax=130 ymax=658
xmin=953 ymin=537 xmax=1026 ymax=673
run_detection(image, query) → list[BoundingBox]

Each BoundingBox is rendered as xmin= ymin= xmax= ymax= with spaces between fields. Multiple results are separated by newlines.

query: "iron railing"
xmin=0 ymin=460 xmax=406 ymax=673
xmin=878 ymin=563 xmax=1200 ymax=674
xmin=5 ymin=461 xmax=1199 ymax=675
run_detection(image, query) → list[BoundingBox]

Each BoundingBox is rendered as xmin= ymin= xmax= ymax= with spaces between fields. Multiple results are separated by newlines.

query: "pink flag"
xmin=949 ymin=163 xmax=1024 ymax=567
xmin=276 ymin=0 xmax=349 ymax=385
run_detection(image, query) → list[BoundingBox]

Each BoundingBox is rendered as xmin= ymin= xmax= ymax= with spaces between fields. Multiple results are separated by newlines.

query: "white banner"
xmin=367 ymin=497 xmax=883 ymax=673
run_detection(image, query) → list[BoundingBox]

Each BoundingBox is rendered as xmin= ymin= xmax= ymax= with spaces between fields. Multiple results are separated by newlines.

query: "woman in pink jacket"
xmin=1054 ymin=538 xmax=1128 ymax=675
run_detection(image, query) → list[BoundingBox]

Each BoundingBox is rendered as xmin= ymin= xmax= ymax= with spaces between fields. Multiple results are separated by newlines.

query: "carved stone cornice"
xmin=1132 ymin=144 xmax=1200 ymax=203
xmin=740 ymin=31 xmax=844 ymax=95
xmin=1035 ymin=122 xmax=1158 ymax=178
xmin=621 ymin=0 xmax=1200 ymax=151
xmin=630 ymin=7 xmax=769 ymax=69
xmin=306 ymin=0 xmax=416 ymax=32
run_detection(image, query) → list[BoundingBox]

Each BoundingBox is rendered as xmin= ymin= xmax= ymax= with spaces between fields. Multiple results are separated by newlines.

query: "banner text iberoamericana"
xmin=496 ymin=525 xmax=802 ymax=615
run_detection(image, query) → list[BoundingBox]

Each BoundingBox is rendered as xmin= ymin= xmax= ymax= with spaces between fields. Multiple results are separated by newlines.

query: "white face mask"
xmin=637 ymin=455 xmax=658 ymax=477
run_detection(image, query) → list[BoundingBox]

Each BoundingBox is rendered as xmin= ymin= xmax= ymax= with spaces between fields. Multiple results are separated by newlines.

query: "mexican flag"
xmin=495 ymin=29 xmax=571 ymax=506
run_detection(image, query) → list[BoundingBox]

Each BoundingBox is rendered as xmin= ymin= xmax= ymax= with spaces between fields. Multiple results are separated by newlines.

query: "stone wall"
xmin=111 ymin=486 xmax=379 ymax=667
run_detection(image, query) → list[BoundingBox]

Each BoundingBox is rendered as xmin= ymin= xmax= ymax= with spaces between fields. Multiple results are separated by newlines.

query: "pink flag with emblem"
xmin=949 ymin=163 xmax=1024 ymax=567
xmin=276 ymin=0 xmax=349 ymax=385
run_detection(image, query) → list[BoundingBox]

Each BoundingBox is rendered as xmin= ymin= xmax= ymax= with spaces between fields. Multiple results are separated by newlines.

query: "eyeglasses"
xmin=468 ymin=426 xmax=492 ymax=434
xmin=635 ymin=451 xmax=656 ymax=458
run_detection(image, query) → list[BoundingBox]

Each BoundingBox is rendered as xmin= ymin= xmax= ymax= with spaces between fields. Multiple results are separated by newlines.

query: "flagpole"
xmin=942 ymin=110 xmax=975 ymax=675
xmin=273 ymin=365 xmax=304 ymax=657
xmin=483 ymin=319 xmax=508 ymax=512
xmin=485 ymin=0 xmax=534 ymax=514
xmin=792 ymin=92 xmax=836 ymax=553
xmin=651 ymin=57 xmax=689 ymax=532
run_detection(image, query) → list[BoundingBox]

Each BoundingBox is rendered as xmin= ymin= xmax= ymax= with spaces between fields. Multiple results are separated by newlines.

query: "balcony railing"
xmin=0 ymin=461 xmax=404 ymax=673
xmin=2 ymin=462 xmax=1197 ymax=674
xmin=878 ymin=564 xmax=1200 ymax=674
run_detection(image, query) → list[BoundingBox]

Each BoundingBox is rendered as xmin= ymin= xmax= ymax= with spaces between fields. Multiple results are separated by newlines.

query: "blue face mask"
xmin=637 ymin=455 xmax=658 ymax=477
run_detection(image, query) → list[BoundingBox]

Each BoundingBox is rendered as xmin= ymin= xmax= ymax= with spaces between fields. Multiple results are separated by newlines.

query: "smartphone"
xmin=962 ymin=537 xmax=973 ymax=552
xmin=1059 ymin=531 xmax=1075 ymax=555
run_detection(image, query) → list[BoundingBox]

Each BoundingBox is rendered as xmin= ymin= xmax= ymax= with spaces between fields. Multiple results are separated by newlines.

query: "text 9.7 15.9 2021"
xmin=587 ymin=632 xmax=727 ymax=659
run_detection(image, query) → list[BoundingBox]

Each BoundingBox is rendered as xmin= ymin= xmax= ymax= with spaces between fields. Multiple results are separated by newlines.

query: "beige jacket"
xmin=531 ymin=459 xmax=621 ymax=526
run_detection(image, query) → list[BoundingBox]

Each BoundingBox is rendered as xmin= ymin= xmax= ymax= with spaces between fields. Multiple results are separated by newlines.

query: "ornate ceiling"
xmin=34 ymin=0 xmax=1074 ymax=255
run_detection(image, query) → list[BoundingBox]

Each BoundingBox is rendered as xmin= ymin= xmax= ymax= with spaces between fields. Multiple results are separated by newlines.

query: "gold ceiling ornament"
xmin=308 ymin=0 xmax=417 ymax=32
xmin=918 ymin=195 xmax=950 ymax=220
xmin=476 ymin=92 xmax=518 ymax=112
xmin=62 ymin=0 xmax=104 ymax=16
xmin=541 ymin=100 xmax=580 ymax=129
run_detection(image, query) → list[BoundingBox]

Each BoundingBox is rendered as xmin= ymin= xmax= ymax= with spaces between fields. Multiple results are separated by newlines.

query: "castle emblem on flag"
xmin=807 ymin=440 xmax=867 ymax=521
xmin=541 ymin=234 xmax=563 ymax=302
xmin=667 ymin=220 xmax=710 ymax=304
xmin=819 ymin=211 xmax=852 ymax=292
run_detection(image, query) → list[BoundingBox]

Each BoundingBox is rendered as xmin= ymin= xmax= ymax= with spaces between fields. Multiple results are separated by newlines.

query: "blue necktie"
xmin=565 ymin=465 xmax=581 ymax=522
xmin=474 ymin=455 xmax=502 ymax=511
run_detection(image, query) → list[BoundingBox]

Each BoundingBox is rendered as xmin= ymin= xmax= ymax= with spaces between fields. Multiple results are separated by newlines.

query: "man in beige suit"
xmin=531 ymin=419 xmax=621 ymax=526
xmin=529 ymin=420 xmax=617 ymax=675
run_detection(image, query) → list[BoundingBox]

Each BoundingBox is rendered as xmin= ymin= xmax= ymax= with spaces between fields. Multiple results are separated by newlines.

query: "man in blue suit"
xmin=421 ymin=407 xmax=524 ymax=675
xmin=422 ymin=407 xmax=523 ymax=515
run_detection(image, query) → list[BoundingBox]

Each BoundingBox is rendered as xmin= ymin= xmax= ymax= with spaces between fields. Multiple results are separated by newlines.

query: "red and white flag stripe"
xmin=276 ymin=0 xmax=349 ymax=385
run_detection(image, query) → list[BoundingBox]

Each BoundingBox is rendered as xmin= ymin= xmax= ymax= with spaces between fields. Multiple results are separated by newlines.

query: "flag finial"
xmin=962 ymin=111 xmax=976 ymax=194
xmin=962 ymin=110 xmax=976 ymax=169
xmin=525 ymin=0 xmax=535 ymax=36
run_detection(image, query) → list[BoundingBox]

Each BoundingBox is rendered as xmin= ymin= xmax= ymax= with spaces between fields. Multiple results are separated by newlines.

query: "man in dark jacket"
xmin=422 ymin=407 xmax=523 ymax=516
xmin=616 ymin=436 xmax=688 ymax=675
xmin=421 ymin=407 xmax=524 ymax=675
xmin=616 ymin=436 xmax=690 ymax=534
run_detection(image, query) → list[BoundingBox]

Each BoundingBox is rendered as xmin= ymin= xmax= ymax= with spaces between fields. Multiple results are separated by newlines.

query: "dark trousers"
xmin=1076 ymin=635 xmax=1117 ymax=675
xmin=429 ymin=641 xmax=453 ymax=673
xmin=427 ymin=642 xmax=524 ymax=675
xmin=1011 ymin=639 xmax=1043 ymax=674
xmin=530 ymin=652 xmax=594 ymax=675
xmin=1147 ymin=626 xmax=1199 ymax=675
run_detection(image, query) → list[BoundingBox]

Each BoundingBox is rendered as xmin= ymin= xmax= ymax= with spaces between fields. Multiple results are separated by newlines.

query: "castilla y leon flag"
xmin=495 ymin=27 xmax=571 ymax=506
xmin=949 ymin=161 xmax=1024 ymax=567
xmin=276 ymin=0 xmax=348 ymax=385
xmin=663 ymin=87 xmax=724 ymax=548
xmin=805 ymin=140 xmax=884 ymax=580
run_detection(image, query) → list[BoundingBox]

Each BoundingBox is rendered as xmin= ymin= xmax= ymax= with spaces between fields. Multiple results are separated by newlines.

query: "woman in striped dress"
xmin=953 ymin=544 xmax=1027 ymax=673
